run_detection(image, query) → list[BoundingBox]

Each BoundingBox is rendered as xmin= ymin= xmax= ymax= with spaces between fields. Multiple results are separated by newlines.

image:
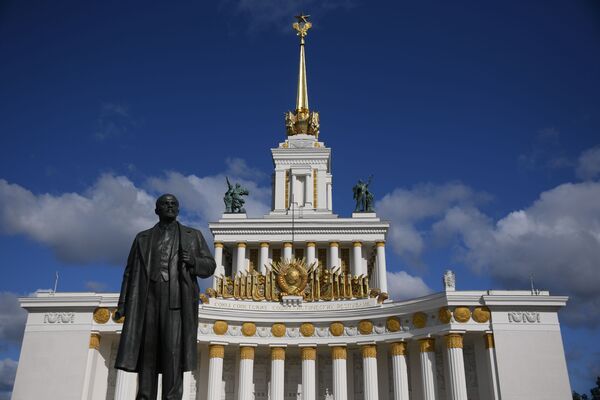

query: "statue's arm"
xmin=191 ymin=230 xmax=217 ymax=279
xmin=115 ymin=238 xmax=137 ymax=318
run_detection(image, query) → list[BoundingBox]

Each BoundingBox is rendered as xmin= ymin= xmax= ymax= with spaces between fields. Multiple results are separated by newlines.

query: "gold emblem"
xmin=329 ymin=322 xmax=344 ymax=336
xmin=271 ymin=323 xmax=286 ymax=337
xmin=358 ymin=320 xmax=373 ymax=335
xmin=453 ymin=307 xmax=471 ymax=323
xmin=241 ymin=322 xmax=256 ymax=337
xmin=93 ymin=307 xmax=110 ymax=324
xmin=412 ymin=312 xmax=428 ymax=329
xmin=272 ymin=258 xmax=309 ymax=296
xmin=111 ymin=309 xmax=125 ymax=324
xmin=300 ymin=322 xmax=315 ymax=337
xmin=213 ymin=320 xmax=228 ymax=335
xmin=438 ymin=307 xmax=452 ymax=324
xmin=473 ymin=306 xmax=491 ymax=323
xmin=386 ymin=317 xmax=401 ymax=332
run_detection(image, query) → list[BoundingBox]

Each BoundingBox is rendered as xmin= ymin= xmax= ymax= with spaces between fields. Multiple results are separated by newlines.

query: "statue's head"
xmin=155 ymin=194 xmax=179 ymax=221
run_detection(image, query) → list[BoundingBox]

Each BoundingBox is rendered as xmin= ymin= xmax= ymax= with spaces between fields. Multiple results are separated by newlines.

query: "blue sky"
xmin=1 ymin=0 xmax=599 ymax=397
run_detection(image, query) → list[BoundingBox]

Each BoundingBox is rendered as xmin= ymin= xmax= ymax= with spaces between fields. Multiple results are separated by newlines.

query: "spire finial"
xmin=284 ymin=14 xmax=320 ymax=138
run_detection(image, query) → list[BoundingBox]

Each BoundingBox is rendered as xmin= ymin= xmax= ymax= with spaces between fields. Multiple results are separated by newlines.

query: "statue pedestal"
xmin=280 ymin=295 xmax=303 ymax=307
xmin=351 ymin=212 xmax=377 ymax=219
xmin=221 ymin=213 xmax=247 ymax=219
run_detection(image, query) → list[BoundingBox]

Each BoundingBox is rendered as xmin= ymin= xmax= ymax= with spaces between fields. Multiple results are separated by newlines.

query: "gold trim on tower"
xmin=313 ymin=169 xmax=318 ymax=208
xmin=285 ymin=170 xmax=290 ymax=208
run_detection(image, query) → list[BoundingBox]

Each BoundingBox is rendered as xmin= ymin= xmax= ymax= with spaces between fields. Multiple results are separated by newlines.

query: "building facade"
xmin=12 ymin=16 xmax=572 ymax=400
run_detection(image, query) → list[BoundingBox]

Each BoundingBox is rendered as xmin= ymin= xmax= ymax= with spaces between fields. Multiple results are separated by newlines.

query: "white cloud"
xmin=0 ymin=159 xmax=270 ymax=266
xmin=0 ymin=358 xmax=17 ymax=399
xmin=376 ymin=182 xmax=490 ymax=267
xmin=387 ymin=271 xmax=433 ymax=300
xmin=576 ymin=146 xmax=600 ymax=181
xmin=434 ymin=181 xmax=600 ymax=327
xmin=0 ymin=293 xmax=26 ymax=350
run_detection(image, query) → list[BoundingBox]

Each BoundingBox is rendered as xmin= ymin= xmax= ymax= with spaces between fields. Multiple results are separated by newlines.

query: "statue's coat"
xmin=115 ymin=222 xmax=216 ymax=373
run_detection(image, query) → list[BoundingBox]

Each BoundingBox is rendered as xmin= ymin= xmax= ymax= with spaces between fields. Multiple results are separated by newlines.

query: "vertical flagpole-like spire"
xmin=293 ymin=13 xmax=311 ymax=115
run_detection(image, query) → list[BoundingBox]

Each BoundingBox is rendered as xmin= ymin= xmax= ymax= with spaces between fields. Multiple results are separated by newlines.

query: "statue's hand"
xmin=180 ymin=249 xmax=195 ymax=267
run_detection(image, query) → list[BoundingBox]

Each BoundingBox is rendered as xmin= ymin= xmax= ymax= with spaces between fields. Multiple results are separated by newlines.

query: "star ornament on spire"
xmin=293 ymin=13 xmax=312 ymax=39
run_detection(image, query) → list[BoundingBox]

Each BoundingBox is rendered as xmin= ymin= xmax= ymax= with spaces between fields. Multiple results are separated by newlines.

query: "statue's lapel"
xmin=178 ymin=223 xmax=195 ymax=252
xmin=136 ymin=226 xmax=157 ymax=275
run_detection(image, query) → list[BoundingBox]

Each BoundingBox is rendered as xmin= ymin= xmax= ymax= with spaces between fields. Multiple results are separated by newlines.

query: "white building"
xmin=12 ymin=16 xmax=571 ymax=400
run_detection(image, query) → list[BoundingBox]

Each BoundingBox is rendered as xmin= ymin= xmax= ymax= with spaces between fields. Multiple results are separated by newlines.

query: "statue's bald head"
xmin=155 ymin=194 xmax=179 ymax=222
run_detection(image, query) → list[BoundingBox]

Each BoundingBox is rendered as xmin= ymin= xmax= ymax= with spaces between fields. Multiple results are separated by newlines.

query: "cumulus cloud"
xmin=0 ymin=159 xmax=270 ymax=266
xmin=0 ymin=358 xmax=17 ymax=400
xmin=376 ymin=182 xmax=490 ymax=268
xmin=387 ymin=271 xmax=433 ymax=300
xmin=0 ymin=293 xmax=26 ymax=350
xmin=576 ymin=146 xmax=600 ymax=181
xmin=434 ymin=181 xmax=600 ymax=327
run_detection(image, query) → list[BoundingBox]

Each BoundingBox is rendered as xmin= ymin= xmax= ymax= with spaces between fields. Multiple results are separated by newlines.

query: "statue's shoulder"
xmin=178 ymin=223 xmax=202 ymax=236
xmin=134 ymin=226 xmax=155 ymax=240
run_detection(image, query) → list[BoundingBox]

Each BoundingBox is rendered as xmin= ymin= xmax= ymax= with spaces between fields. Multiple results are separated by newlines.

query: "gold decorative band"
xmin=329 ymin=242 xmax=339 ymax=247
xmin=446 ymin=333 xmax=463 ymax=349
xmin=361 ymin=344 xmax=377 ymax=358
xmin=209 ymin=344 xmax=225 ymax=359
xmin=306 ymin=242 xmax=316 ymax=247
xmin=331 ymin=346 xmax=347 ymax=360
xmin=271 ymin=347 xmax=286 ymax=360
xmin=390 ymin=342 xmax=407 ymax=356
xmin=240 ymin=346 xmax=255 ymax=360
xmin=419 ymin=338 xmax=435 ymax=353
xmin=301 ymin=347 xmax=317 ymax=361
xmin=260 ymin=242 xmax=269 ymax=248
xmin=353 ymin=241 xmax=362 ymax=247
xmin=284 ymin=242 xmax=293 ymax=248
xmin=214 ymin=242 xmax=224 ymax=248
xmin=89 ymin=333 xmax=101 ymax=350
xmin=484 ymin=333 xmax=495 ymax=349
xmin=237 ymin=242 xmax=246 ymax=248
xmin=376 ymin=241 xmax=385 ymax=247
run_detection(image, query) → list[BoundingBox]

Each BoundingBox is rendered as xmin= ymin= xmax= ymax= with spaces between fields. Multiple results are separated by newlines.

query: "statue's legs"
xmin=136 ymin=279 xmax=183 ymax=400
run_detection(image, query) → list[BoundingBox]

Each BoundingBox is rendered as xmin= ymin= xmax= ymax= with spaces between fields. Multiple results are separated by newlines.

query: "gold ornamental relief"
xmin=419 ymin=338 xmax=435 ymax=353
xmin=301 ymin=347 xmax=316 ymax=361
xmin=272 ymin=258 xmax=309 ymax=296
xmin=209 ymin=344 xmax=225 ymax=359
xmin=329 ymin=322 xmax=345 ymax=336
xmin=93 ymin=307 xmax=110 ymax=324
xmin=453 ymin=307 xmax=472 ymax=323
xmin=271 ymin=323 xmax=286 ymax=337
xmin=390 ymin=342 xmax=407 ymax=356
xmin=300 ymin=322 xmax=315 ymax=337
xmin=438 ymin=307 xmax=452 ymax=324
xmin=331 ymin=346 xmax=347 ymax=360
xmin=386 ymin=317 xmax=401 ymax=332
xmin=412 ymin=312 xmax=428 ymax=329
xmin=358 ymin=320 xmax=373 ymax=335
xmin=473 ymin=306 xmax=491 ymax=323
xmin=484 ymin=333 xmax=495 ymax=349
xmin=213 ymin=320 xmax=228 ymax=335
xmin=240 ymin=346 xmax=255 ymax=360
xmin=111 ymin=309 xmax=125 ymax=324
xmin=89 ymin=333 xmax=101 ymax=350
xmin=241 ymin=322 xmax=256 ymax=337
xmin=271 ymin=347 xmax=286 ymax=360
xmin=361 ymin=345 xmax=377 ymax=358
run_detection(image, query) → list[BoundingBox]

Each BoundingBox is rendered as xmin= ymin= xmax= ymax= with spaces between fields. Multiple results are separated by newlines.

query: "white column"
xmin=182 ymin=371 xmax=195 ymax=400
xmin=301 ymin=347 xmax=316 ymax=400
xmin=446 ymin=334 xmax=468 ymax=400
xmin=361 ymin=345 xmax=379 ymax=400
xmin=81 ymin=333 xmax=101 ymax=399
xmin=283 ymin=242 xmax=293 ymax=261
xmin=236 ymin=243 xmax=246 ymax=275
xmin=352 ymin=241 xmax=363 ymax=275
xmin=391 ymin=342 xmax=410 ymax=400
xmin=270 ymin=347 xmax=285 ymax=400
xmin=305 ymin=172 xmax=313 ymax=208
xmin=114 ymin=369 xmax=137 ymax=400
xmin=291 ymin=174 xmax=298 ymax=207
xmin=237 ymin=346 xmax=255 ymax=400
xmin=213 ymin=243 xmax=224 ymax=288
xmin=207 ymin=345 xmax=225 ymax=400
xmin=331 ymin=346 xmax=347 ymax=400
xmin=259 ymin=243 xmax=269 ymax=274
xmin=327 ymin=182 xmax=333 ymax=211
xmin=306 ymin=242 xmax=316 ymax=267
xmin=419 ymin=338 xmax=438 ymax=400
xmin=484 ymin=333 xmax=501 ymax=400
xmin=329 ymin=242 xmax=339 ymax=269
xmin=375 ymin=241 xmax=388 ymax=293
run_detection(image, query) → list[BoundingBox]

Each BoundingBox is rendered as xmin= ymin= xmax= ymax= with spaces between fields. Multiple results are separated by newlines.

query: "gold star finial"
xmin=294 ymin=13 xmax=310 ymax=24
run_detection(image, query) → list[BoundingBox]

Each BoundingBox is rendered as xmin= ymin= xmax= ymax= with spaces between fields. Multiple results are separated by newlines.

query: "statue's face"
xmin=155 ymin=194 xmax=179 ymax=220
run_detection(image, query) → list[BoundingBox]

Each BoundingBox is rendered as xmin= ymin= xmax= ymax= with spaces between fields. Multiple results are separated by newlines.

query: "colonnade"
xmin=202 ymin=333 xmax=500 ymax=400
xmin=213 ymin=241 xmax=388 ymax=293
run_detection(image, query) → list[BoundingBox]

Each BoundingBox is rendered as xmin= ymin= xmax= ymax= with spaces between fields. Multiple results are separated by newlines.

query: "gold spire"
xmin=293 ymin=13 xmax=311 ymax=114
xmin=285 ymin=14 xmax=320 ymax=137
